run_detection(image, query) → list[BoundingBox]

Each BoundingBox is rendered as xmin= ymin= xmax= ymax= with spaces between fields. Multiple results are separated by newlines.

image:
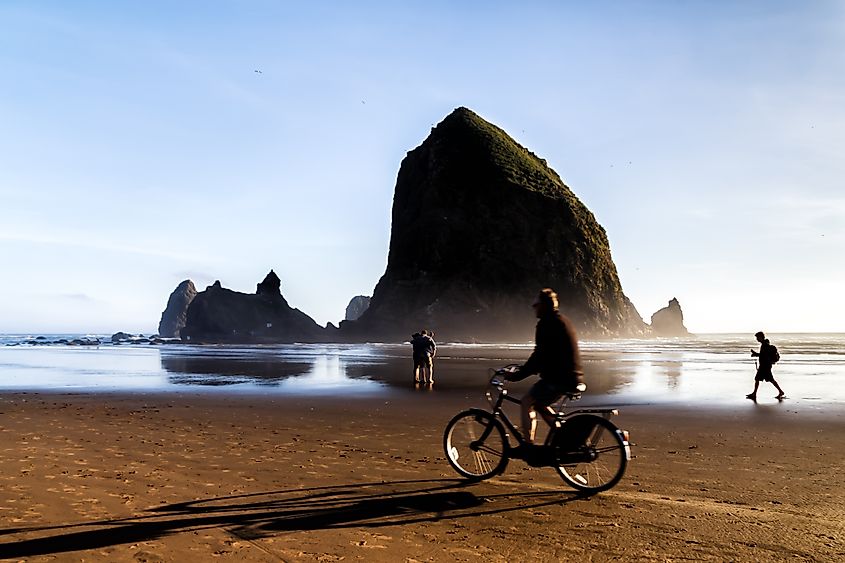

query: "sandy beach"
xmin=0 ymin=387 xmax=842 ymax=562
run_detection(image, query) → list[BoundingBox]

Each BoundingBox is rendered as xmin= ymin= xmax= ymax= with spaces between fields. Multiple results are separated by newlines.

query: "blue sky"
xmin=1 ymin=1 xmax=843 ymax=334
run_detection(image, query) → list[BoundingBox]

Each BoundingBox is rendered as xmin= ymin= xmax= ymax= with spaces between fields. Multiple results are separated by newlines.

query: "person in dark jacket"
xmin=747 ymin=331 xmax=785 ymax=400
xmin=410 ymin=330 xmax=437 ymax=385
xmin=506 ymin=288 xmax=583 ymax=445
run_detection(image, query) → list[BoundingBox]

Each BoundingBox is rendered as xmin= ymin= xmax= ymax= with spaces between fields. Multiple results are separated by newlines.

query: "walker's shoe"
xmin=775 ymin=393 xmax=786 ymax=399
xmin=745 ymin=394 xmax=757 ymax=400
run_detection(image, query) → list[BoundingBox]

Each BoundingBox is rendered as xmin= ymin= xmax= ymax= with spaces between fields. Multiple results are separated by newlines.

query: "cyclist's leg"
xmin=523 ymin=381 xmax=560 ymax=443
xmin=520 ymin=394 xmax=539 ymax=444
xmin=538 ymin=405 xmax=557 ymax=428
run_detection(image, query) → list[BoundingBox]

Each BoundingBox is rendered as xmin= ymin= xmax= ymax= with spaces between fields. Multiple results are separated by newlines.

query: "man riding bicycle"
xmin=505 ymin=288 xmax=583 ymax=455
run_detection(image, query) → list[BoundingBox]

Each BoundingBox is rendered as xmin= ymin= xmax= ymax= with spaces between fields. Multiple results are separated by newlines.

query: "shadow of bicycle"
xmin=0 ymin=478 xmax=581 ymax=558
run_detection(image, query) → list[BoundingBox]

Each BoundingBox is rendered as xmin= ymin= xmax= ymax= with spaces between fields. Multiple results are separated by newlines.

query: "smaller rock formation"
xmin=180 ymin=270 xmax=326 ymax=343
xmin=345 ymin=296 xmax=371 ymax=321
xmin=650 ymin=298 xmax=690 ymax=337
xmin=158 ymin=280 xmax=198 ymax=338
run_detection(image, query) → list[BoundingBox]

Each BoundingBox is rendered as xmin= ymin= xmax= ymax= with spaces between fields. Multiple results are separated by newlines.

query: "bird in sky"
xmin=254 ymin=69 xmax=263 ymax=74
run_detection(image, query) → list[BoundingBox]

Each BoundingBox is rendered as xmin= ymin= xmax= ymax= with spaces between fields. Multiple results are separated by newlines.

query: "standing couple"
xmin=411 ymin=330 xmax=437 ymax=385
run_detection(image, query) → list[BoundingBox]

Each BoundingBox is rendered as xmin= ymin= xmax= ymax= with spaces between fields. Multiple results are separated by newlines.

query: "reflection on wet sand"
xmin=161 ymin=356 xmax=312 ymax=385
xmin=158 ymin=345 xmax=534 ymax=391
xmin=160 ymin=349 xmax=387 ymax=392
xmin=157 ymin=345 xmax=640 ymax=396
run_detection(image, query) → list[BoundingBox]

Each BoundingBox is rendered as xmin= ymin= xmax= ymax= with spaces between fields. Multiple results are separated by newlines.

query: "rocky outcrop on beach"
xmin=342 ymin=107 xmax=648 ymax=342
xmin=650 ymin=298 xmax=690 ymax=337
xmin=344 ymin=296 xmax=371 ymax=321
xmin=180 ymin=271 xmax=325 ymax=343
xmin=23 ymin=336 xmax=102 ymax=346
xmin=158 ymin=280 xmax=197 ymax=338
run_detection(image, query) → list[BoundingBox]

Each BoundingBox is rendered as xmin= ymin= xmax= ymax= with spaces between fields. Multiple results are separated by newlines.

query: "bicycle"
xmin=443 ymin=365 xmax=632 ymax=493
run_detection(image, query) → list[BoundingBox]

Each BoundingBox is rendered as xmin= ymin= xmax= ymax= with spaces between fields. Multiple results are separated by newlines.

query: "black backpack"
xmin=769 ymin=345 xmax=781 ymax=364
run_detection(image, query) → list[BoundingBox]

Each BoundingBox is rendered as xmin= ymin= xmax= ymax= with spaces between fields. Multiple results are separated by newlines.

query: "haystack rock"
xmin=650 ymin=298 xmax=690 ymax=337
xmin=180 ymin=271 xmax=325 ymax=343
xmin=345 ymin=296 xmax=371 ymax=321
xmin=342 ymin=107 xmax=648 ymax=342
xmin=158 ymin=280 xmax=197 ymax=338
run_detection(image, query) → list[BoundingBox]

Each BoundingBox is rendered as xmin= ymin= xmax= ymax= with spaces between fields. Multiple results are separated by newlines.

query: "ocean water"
xmin=1 ymin=333 xmax=843 ymax=407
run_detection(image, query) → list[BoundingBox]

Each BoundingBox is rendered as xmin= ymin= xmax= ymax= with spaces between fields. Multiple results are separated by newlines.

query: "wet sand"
xmin=0 ymin=388 xmax=843 ymax=561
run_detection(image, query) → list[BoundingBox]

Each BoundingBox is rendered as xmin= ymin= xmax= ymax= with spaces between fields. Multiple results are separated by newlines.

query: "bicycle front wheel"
xmin=553 ymin=414 xmax=628 ymax=493
xmin=443 ymin=408 xmax=509 ymax=481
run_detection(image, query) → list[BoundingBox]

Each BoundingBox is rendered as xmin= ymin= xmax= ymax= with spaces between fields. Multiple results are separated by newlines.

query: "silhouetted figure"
xmin=410 ymin=330 xmax=436 ymax=385
xmin=747 ymin=331 xmax=785 ymax=400
xmin=423 ymin=330 xmax=437 ymax=384
xmin=506 ymin=288 xmax=583 ymax=448
xmin=410 ymin=332 xmax=423 ymax=383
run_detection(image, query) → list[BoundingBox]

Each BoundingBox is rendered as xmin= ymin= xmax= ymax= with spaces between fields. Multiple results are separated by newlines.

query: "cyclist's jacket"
xmin=512 ymin=310 xmax=583 ymax=390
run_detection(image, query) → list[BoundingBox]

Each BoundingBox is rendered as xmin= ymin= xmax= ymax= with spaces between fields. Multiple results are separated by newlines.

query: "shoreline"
xmin=3 ymin=334 xmax=844 ymax=408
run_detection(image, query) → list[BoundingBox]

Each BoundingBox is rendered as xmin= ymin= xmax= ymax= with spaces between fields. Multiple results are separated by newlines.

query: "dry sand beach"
xmin=1 ymin=386 xmax=843 ymax=562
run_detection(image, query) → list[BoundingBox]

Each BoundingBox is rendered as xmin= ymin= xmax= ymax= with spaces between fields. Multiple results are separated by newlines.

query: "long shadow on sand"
xmin=0 ymin=479 xmax=583 ymax=558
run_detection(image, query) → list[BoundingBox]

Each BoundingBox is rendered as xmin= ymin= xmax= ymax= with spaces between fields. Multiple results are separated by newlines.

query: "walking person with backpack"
xmin=747 ymin=331 xmax=785 ymax=400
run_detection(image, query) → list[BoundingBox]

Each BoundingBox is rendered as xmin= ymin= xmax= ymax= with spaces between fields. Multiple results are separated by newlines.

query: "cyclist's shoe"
xmin=509 ymin=444 xmax=531 ymax=460
xmin=511 ymin=445 xmax=552 ymax=466
xmin=526 ymin=446 xmax=556 ymax=467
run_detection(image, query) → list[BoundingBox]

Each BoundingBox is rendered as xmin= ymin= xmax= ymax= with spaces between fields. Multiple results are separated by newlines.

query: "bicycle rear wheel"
xmin=443 ymin=408 xmax=509 ymax=481
xmin=553 ymin=414 xmax=628 ymax=493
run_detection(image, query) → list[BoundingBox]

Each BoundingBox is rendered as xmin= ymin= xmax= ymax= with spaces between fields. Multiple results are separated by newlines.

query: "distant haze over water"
xmin=1 ymin=334 xmax=843 ymax=409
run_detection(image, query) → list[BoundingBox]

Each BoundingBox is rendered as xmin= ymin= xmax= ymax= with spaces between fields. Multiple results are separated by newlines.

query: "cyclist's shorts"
xmin=529 ymin=379 xmax=565 ymax=407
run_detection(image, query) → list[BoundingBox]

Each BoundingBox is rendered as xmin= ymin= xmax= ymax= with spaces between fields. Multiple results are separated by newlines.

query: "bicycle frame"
xmin=486 ymin=380 xmax=620 ymax=449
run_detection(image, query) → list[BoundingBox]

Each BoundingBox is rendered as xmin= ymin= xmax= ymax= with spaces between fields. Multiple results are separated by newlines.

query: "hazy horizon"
xmin=2 ymin=1 xmax=843 ymax=334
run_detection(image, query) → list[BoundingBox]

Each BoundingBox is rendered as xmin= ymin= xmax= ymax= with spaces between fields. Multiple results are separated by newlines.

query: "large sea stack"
xmin=344 ymin=107 xmax=647 ymax=342
xmin=180 ymin=271 xmax=325 ymax=343
xmin=158 ymin=280 xmax=197 ymax=338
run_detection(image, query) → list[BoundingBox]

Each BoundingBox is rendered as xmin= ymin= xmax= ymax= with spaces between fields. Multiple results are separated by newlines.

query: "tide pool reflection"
xmin=277 ymin=355 xmax=384 ymax=394
xmin=159 ymin=347 xmax=386 ymax=394
xmin=628 ymin=359 xmax=683 ymax=393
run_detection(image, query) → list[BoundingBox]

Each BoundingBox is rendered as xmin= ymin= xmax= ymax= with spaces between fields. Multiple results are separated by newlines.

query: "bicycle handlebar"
xmin=489 ymin=364 xmax=588 ymax=395
xmin=490 ymin=364 xmax=520 ymax=387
